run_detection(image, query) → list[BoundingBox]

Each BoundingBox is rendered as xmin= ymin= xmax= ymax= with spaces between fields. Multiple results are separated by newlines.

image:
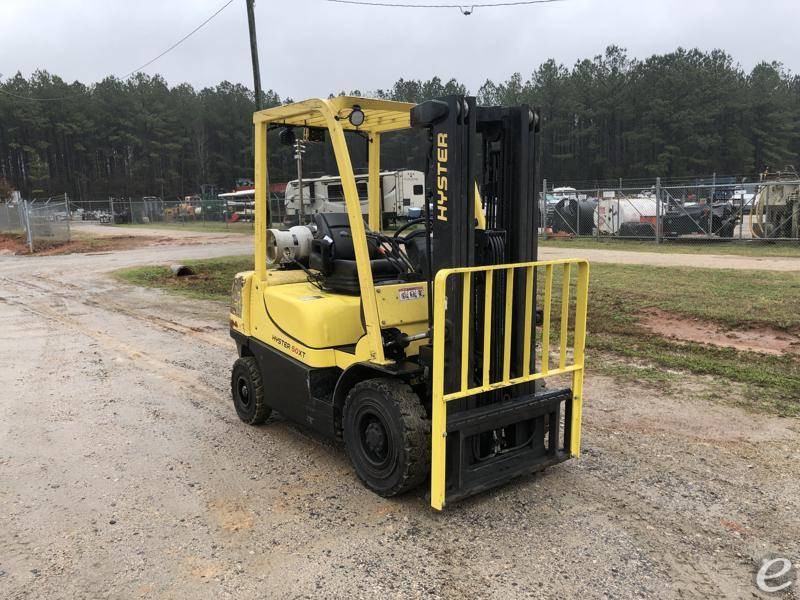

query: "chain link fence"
xmin=0 ymin=195 xmax=71 ymax=252
xmin=541 ymin=176 xmax=800 ymax=243
xmin=0 ymin=202 xmax=25 ymax=235
xmin=68 ymin=196 xmax=252 ymax=228
xmin=27 ymin=197 xmax=71 ymax=248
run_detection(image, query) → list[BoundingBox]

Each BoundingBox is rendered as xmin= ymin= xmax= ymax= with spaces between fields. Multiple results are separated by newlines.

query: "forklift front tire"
xmin=343 ymin=378 xmax=429 ymax=497
xmin=231 ymin=356 xmax=271 ymax=425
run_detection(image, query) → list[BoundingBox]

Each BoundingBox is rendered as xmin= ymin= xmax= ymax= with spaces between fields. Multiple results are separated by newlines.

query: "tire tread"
xmin=231 ymin=356 xmax=270 ymax=425
xmin=344 ymin=377 xmax=430 ymax=497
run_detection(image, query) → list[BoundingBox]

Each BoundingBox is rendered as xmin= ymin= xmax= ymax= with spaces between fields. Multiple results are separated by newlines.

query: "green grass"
xmin=581 ymin=264 xmax=800 ymax=415
xmin=116 ymin=255 xmax=251 ymax=302
xmin=541 ymin=237 xmax=800 ymax=258
xmin=588 ymin=263 xmax=800 ymax=330
xmin=111 ymin=221 xmax=253 ymax=234
xmin=118 ymin=256 xmax=800 ymax=415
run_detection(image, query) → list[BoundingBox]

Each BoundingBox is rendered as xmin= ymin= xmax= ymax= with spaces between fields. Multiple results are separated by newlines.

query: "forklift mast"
xmin=413 ymin=97 xmax=583 ymax=507
xmin=412 ymin=96 xmax=541 ymax=396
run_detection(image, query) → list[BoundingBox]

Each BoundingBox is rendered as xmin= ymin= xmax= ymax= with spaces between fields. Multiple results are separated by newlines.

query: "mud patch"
xmin=0 ymin=233 xmax=158 ymax=255
xmin=0 ymin=233 xmax=30 ymax=255
xmin=639 ymin=309 xmax=800 ymax=356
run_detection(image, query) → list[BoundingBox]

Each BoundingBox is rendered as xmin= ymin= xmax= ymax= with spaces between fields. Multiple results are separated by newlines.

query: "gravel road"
xmin=1 ymin=236 xmax=799 ymax=599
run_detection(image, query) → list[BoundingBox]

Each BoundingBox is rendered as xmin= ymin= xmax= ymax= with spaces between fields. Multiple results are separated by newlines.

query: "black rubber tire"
xmin=342 ymin=378 xmax=430 ymax=497
xmin=231 ymin=356 xmax=271 ymax=425
xmin=719 ymin=222 xmax=736 ymax=238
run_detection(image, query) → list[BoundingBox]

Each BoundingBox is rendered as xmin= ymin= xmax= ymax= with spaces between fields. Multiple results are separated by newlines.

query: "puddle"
xmin=639 ymin=309 xmax=800 ymax=356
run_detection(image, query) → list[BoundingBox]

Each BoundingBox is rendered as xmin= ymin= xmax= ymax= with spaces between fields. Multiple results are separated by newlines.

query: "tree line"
xmin=1 ymin=46 xmax=798 ymax=202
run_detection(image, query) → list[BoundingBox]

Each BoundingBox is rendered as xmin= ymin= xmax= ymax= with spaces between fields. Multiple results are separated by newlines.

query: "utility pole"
xmin=245 ymin=0 xmax=263 ymax=110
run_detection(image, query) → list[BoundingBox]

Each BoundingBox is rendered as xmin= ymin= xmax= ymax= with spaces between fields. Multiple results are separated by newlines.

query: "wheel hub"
xmin=237 ymin=377 xmax=250 ymax=406
xmin=364 ymin=420 xmax=387 ymax=456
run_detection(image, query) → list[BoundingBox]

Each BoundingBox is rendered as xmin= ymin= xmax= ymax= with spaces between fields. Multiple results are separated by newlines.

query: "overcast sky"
xmin=2 ymin=0 xmax=798 ymax=99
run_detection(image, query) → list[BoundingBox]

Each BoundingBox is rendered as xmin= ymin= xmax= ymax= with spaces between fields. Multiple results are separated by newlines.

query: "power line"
xmin=121 ymin=0 xmax=235 ymax=79
xmin=325 ymin=0 xmax=564 ymax=13
xmin=1 ymin=0 xmax=235 ymax=102
xmin=0 ymin=87 xmax=82 ymax=102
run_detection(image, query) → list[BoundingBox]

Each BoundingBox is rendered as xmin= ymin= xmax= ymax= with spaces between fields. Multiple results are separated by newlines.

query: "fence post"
xmin=23 ymin=199 xmax=34 ymax=253
xmin=542 ymin=178 xmax=548 ymax=240
xmin=64 ymin=192 xmax=71 ymax=241
xmin=655 ymin=177 xmax=662 ymax=244
xmin=739 ymin=183 xmax=745 ymax=241
xmin=595 ymin=187 xmax=600 ymax=238
xmin=709 ymin=172 xmax=715 ymax=239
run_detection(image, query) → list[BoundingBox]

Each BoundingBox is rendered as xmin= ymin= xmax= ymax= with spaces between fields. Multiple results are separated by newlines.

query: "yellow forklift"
xmin=229 ymin=96 xmax=589 ymax=509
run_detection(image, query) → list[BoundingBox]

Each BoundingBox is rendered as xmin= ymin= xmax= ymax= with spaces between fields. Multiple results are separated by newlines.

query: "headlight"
xmin=230 ymin=276 xmax=244 ymax=318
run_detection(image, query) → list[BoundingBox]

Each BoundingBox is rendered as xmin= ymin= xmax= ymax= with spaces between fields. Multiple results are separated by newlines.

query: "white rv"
xmin=284 ymin=169 xmax=425 ymax=225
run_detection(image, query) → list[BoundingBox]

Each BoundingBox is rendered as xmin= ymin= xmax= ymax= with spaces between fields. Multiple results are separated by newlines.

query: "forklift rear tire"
xmin=343 ymin=378 xmax=429 ymax=497
xmin=231 ymin=356 xmax=271 ymax=425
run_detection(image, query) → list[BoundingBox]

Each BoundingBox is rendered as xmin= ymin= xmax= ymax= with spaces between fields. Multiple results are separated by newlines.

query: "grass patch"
xmin=589 ymin=263 xmax=800 ymax=330
xmin=582 ymin=264 xmax=800 ymax=415
xmin=541 ymin=237 xmax=800 ymax=258
xmin=116 ymin=255 xmax=251 ymax=302
xmin=111 ymin=221 xmax=253 ymax=234
xmin=587 ymin=332 xmax=799 ymax=416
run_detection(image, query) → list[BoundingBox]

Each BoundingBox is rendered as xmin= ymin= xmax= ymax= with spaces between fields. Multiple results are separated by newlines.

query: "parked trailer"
xmin=284 ymin=169 xmax=425 ymax=225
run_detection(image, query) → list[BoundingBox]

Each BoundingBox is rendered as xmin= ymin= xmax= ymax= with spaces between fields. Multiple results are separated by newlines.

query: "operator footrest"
xmin=444 ymin=388 xmax=573 ymax=504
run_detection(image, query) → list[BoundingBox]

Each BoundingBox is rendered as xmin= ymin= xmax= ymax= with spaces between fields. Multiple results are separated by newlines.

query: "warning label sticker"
xmin=397 ymin=286 xmax=424 ymax=301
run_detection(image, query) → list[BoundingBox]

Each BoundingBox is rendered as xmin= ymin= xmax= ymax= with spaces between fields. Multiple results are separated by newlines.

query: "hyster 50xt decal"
xmin=271 ymin=335 xmax=306 ymax=359
xmin=436 ymin=133 xmax=448 ymax=221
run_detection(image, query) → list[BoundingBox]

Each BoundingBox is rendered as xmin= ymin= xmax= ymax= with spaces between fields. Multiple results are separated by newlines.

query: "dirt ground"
xmin=1 ymin=234 xmax=799 ymax=599
xmin=72 ymin=222 xmax=249 ymax=244
xmin=0 ymin=232 xmax=162 ymax=257
xmin=640 ymin=308 xmax=800 ymax=357
xmin=0 ymin=222 xmax=245 ymax=257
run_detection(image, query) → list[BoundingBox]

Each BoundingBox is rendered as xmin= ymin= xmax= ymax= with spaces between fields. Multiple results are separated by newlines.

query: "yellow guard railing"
xmin=430 ymin=258 xmax=590 ymax=510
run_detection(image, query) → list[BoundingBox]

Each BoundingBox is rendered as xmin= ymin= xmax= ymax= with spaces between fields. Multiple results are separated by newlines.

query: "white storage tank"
xmin=597 ymin=194 xmax=658 ymax=235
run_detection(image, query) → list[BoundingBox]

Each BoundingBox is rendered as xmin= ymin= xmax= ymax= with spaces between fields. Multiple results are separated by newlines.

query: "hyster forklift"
xmin=229 ymin=96 xmax=589 ymax=510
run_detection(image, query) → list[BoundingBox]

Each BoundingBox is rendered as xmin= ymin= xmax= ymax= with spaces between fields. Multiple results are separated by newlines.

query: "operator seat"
xmin=309 ymin=212 xmax=399 ymax=294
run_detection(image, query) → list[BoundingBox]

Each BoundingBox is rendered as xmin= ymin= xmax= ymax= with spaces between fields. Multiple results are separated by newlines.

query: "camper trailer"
xmin=284 ymin=169 xmax=425 ymax=226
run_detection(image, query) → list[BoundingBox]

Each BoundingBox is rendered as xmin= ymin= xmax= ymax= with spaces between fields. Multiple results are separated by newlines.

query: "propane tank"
xmin=266 ymin=225 xmax=315 ymax=268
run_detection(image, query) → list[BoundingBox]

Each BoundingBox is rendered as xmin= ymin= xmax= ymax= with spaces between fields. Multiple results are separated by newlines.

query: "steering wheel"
xmin=392 ymin=218 xmax=428 ymax=243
